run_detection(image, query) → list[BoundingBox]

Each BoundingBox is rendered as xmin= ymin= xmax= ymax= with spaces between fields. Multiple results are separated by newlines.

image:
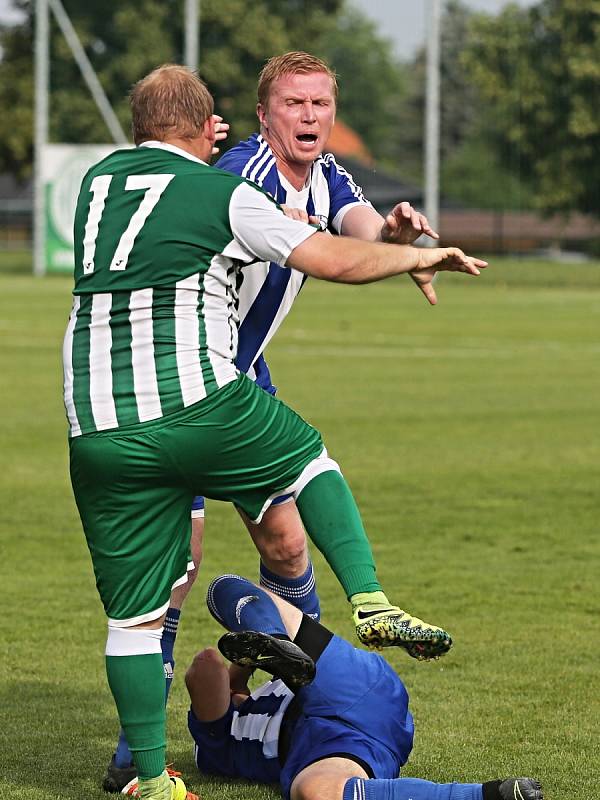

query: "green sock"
xmin=106 ymin=653 xmax=166 ymax=779
xmin=295 ymin=470 xmax=382 ymax=598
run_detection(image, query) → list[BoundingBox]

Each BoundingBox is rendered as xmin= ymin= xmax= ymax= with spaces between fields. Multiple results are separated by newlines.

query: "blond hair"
xmin=130 ymin=64 xmax=214 ymax=145
xmin=257 ymin=51 xmax=338 ymax=108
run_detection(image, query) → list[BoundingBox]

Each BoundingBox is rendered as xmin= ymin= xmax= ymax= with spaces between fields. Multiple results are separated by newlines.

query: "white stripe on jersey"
xmin=175 ymin=274 xmax=207 ymax=405
xmin=89 ymin=293 xmax=118 ymax=430
xmin=256 ymin=155 xmax=276 ymax=186
xmin=202 ymin=255 xmax=240 ymax=388
xmin=63 ymin=296 xmax=82 ymax=437
xmin=129 ymin=288 xmax=162 ymax=422
xmin=241 ymin=136 xmax=269 ymax=179
xmin=231 ymin=679 xmax=293 ymax=760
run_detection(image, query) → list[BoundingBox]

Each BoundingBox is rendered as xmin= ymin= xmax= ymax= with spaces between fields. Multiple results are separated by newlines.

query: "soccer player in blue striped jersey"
xmin=184 ymin=574 xmax=543 ymax=800
xmin=190 ymin=52 xmax=450 ymax=667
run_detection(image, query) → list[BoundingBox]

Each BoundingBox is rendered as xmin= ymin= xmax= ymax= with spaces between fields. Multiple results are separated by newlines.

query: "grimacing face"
xmin=258 ymin=71 xmax=336 ymax=168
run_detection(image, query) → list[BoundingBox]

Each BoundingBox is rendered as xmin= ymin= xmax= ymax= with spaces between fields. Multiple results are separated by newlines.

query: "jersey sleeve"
xmin=324 ymin=155 xmax=373 ymax=234
xmin=227 ymin=181 xmax=317 ymax=266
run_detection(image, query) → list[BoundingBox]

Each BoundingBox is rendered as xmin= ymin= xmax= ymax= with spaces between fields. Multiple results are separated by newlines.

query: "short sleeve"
xmin=323 ymin=154 xmax=372 ymax=233
xmin=227 ymin=182 xmax=317 ymax=266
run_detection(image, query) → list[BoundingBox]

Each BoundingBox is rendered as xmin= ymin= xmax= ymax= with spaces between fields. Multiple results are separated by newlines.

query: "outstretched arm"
xmin=341 ymin=203 xmax=443 ymax=303
xmin=286 ymin=231 xmax=486 ymax=286
xmin=341 ymin=202 xmax=438 ymax=245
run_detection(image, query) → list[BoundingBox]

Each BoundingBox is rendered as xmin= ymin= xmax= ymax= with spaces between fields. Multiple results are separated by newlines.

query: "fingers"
xmin=281 ymin=205 xmax=310 ymax=223
xmin=443 ymin=248 xmax=488 ymax=275
xmin=212 ymin=114 xmax=230 ymax=141
xmin=409 ymin=272 xmax=438 ymax=305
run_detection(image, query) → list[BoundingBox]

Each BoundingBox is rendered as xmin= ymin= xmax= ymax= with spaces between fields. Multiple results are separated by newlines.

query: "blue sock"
xmin=162 ymin=607 xmax=180 ymax=701
xmin=207 ymin=574 xmax=288 ymax=636
xmin=113 ymin=609 xmax=181 ymax=768
xmin=343 ymin=777 xmax=483 ymax=800
xmin=259 ymin=559 xmax=321 ymax=620
xmin=114 ymin=728 xmax=133 ymax=769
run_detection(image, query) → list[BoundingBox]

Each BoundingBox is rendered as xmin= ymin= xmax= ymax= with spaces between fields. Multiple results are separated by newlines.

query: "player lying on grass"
xmin=183 ymin=574 xmax=544 ymax=800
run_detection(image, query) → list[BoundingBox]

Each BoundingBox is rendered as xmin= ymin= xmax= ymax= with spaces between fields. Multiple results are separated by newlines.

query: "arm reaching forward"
xmin=286 ymin=231 xmax=487 ymax=290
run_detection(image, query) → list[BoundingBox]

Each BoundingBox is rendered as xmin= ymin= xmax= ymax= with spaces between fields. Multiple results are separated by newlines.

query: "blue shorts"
xmin=280 ymin=635 xmax=414 ymax=798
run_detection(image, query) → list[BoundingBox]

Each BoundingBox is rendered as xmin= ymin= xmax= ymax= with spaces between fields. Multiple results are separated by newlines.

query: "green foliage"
xmin=397 ymin=0 xmax=534 ymax=208
xmin=0 ymin=0 xmax=343 ymax=175
xmin=441 ymin=136 xmax=534 ymax=211
xmin=1 ymin=252 xmax=600 ymax=799
xmin=463 ymin=0 xmax=600 ymax=215
xmin=317 ymin=6 xmax=408 ymax=170
xmin=397 ymin=2 xmax=481 ymax=185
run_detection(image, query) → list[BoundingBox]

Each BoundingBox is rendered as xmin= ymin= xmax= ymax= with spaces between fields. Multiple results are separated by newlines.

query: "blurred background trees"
xmin=0 ymin=0 xmax=598 ymax=215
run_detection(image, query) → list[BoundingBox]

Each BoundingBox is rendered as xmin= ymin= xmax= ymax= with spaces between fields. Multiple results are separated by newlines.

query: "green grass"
xmin=1 ymin=251 xmax=599 ymax=799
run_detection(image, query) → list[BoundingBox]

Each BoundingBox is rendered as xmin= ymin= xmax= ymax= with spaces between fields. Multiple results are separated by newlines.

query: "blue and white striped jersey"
xmin=191 ymin=678 xmax=293 ymax=783
xmin=215 ymin=134 xmax=372 ymax=392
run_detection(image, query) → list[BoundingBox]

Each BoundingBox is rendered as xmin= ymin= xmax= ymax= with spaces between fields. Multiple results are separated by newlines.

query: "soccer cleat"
xmin=102 ymin=756 xmax=137 ymax=793
xmin=498 ymin=778 xmax=543 ymax=800
xmin=122 ymin=770 xmax=199 ymax=800
xmin=218 ymin=630 xmax=316 ymax=688
xmin=353 ymin=604 xmax=452 ymax=660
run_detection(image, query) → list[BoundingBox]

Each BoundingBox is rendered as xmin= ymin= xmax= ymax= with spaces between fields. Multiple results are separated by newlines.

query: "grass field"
xmin=1 ymin=252 xmax=599 ymax=800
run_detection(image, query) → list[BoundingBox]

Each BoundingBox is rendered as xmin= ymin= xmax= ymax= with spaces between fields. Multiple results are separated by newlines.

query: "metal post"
xmin=424 ymin=0 xmax=441 ymax=240
xmin=184 ymin=0 xmax=199 ymax=69
xmin=48 ymin=0 xmax=128 ymax=144
xmin=33 ymin=0 xmax=49 ymax=276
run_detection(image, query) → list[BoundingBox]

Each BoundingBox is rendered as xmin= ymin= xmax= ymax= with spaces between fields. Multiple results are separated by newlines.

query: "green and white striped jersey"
xmin=63 ymin=142 xmax=315 ymax=437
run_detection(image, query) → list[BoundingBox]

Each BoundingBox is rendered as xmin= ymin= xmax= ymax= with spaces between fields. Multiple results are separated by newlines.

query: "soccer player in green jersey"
xmin=64 ymin=64 xmax=487 ymax=800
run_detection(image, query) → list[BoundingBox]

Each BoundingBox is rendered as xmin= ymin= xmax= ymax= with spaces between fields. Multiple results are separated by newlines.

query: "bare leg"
xmin=291 ymin=757 xmax=368 ymax=800
xmin=238 ymin=501 xmax=308 ymax=577
xmin=170 ymin=515 xmax=204 ymax=609
xmin=184 ymin=647 xmax=232 ymax=721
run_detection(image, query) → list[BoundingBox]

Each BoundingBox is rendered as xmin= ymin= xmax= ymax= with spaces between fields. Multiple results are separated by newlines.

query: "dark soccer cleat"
xmin=218 ymin=630 xmax=316 ymax=688
xmin=102 ymin=755 xmax=137 ymax=793
xmin=353 ymin=604 xmax=452 ymax=660
xmin=498 ymin=778 xmax=543 ymax=800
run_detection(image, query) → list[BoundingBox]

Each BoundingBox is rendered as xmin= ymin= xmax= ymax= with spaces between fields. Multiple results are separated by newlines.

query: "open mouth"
xmin=296 ymin=134 xmax=318 ymax=144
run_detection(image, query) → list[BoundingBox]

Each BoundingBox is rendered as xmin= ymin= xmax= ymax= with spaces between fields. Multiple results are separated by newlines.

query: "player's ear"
xmin=257 ymin=103 xmax=268 ymax=130
xmin=203 ymin=114 xmax=216 ymax=144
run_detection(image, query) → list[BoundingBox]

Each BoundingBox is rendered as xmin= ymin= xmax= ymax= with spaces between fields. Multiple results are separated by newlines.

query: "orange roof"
xmin=325 ymin=120 xmax=373 ymax=166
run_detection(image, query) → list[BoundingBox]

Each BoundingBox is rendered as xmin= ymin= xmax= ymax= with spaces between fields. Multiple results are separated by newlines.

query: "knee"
xmin=185 ymin=647 xmax=223 ymax=685
xmin=262 ymin=528 xmax=307 ymax=573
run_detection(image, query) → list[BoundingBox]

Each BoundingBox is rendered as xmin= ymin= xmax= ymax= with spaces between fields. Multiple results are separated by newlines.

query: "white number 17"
xmin=82 ymin=173 xmax=174 ymax=274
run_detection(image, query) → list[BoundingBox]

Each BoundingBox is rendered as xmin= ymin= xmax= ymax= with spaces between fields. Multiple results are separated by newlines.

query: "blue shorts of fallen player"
xmin=279 ymin=635 xmax=414 ymax=798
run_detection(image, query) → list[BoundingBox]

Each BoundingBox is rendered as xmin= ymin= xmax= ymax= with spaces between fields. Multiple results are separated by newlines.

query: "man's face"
xmin=258 ymin=71 xmax=336 ymax=168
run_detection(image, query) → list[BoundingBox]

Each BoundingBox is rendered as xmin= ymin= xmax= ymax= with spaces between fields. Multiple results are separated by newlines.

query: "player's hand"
xmin=281 ymin=205 xmax=309 ymax=222
xmin=229 ymin=663 xmax=252 ymax=698
xmin=410 ymin=247 xmax=488 ymax=305
xmin=281 ymin=205 xmax=321 ymax=227
xmin=211 ymin=114 xmax=230 ymax=155
xmin=381 ymin=202 xmax=439 ymax=245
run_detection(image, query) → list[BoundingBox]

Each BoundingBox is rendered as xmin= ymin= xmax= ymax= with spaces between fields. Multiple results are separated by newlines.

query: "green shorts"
xmin=69 ymin=374 xmax=324 ymax=624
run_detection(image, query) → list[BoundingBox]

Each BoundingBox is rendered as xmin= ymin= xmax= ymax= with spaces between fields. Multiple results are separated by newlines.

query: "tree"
xmin=462 ymin=0 xmax=600 ymax=215
xmin=317 ymin=5 xmax=408 ymax=170
xmin=0 ymin=0 xmax=343 ymax=178
xmin=396 ymin=1 xmax=483 ymax=188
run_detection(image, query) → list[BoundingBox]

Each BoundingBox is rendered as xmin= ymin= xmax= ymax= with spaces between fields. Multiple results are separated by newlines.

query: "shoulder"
xmin=215 ymin=134 xmax=266 ymax=174
xmin=316 ymin=152 xmax=354 ymax=182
